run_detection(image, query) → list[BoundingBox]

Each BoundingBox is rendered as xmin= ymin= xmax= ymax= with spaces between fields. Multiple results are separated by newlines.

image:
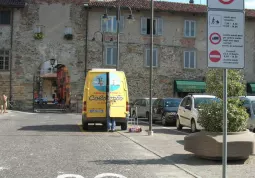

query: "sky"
xmin=164 ymin=0 xmax=255 ymax=9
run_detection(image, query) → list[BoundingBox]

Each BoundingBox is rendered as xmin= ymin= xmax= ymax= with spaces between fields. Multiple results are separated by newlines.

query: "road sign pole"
xmin=223 ymin=68 xmax=228 ymax=178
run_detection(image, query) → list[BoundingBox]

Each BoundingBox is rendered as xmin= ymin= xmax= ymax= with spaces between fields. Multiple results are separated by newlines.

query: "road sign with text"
xmin=207 ymin=0 xmax=245 ymax=69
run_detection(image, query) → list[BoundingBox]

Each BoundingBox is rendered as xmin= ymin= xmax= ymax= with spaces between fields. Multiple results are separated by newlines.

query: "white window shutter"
xmin=157 ymin=18 xmax=163 ymax=35
xmin=153 ymin=49 xmax=157 ymax=66
xmin=146 ymin=49 xmax=150 ymax=66
xmin=120 ymin=16 xmax=124 ymax=32
xmin=191 ymin=21 xmax=196 ymax=37
xmin=101 ymin=16 xmax=107 ymax=32
xmin=141 ymin=17 xmax=147 ymax=35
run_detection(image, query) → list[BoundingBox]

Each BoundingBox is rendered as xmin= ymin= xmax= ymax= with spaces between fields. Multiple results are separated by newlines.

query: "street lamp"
xmin=92 ymin=31 xmax=104 ymax=66
xmin=102 ymin=3 xmax=134 ymax=70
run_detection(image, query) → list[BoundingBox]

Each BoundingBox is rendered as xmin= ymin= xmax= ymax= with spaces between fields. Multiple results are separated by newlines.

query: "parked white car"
xmin=176 ymin=94 xmax=219 ymax=133
xmin=237 ymin=96 xmax=255 ymax=132
xmin=131 ymin=98 xmax=157 ymax=120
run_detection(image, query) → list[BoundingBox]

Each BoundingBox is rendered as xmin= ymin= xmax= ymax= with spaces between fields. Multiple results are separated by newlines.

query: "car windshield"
xmin=194 ymin=97 xmax=220 ymax=108
xmin=165 ymin=99 xmax=181 ymax=107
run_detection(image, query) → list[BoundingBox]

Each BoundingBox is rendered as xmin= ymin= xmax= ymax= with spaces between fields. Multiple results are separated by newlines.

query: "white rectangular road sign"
xmin=208 ymin=10 xmax=244 ymax=68
xmin=208 ymin=0 xmax=244 ymax=10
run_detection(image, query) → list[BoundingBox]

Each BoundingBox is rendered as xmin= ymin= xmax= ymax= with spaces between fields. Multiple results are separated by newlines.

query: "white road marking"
xmin=94 ymin=173 xmax=127 ymax=178
xmin=0 ymin=167 xmax=9 ymax=171
xmin=57 ymin=174 xmax=84 ymax=178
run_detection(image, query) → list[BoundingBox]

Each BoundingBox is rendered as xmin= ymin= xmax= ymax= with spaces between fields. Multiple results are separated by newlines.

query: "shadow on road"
xmin=91 ymin=153 xmax=246 ymax=166
xmin=18 ymin=125 xmax=82 ymax=132
xmin=18 ymin=124 xmax=115 ymax=132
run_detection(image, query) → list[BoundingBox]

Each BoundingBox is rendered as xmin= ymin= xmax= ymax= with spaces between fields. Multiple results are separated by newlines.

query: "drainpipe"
xmin=9 ymin=8 xmax=14 ymax=107
xmin=84 ymin=4 xmax=89 ymax=79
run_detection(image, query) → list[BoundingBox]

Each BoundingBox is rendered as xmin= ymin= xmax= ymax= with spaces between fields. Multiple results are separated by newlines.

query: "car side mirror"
xmin=185 ymin=105 xmax=191 ymax=110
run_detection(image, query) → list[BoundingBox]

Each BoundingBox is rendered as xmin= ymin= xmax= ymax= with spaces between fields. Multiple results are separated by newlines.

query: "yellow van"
xmin=82 ymin=68 xmax=129 ymax=130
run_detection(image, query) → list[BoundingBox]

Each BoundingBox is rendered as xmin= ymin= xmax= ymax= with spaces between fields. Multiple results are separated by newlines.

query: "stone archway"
xmin=33 ymin=59 xmax=71 ymax=112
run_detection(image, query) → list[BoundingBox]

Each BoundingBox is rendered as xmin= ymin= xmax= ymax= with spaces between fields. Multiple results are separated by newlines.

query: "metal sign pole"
xmin=223 ymin=68 xmax=228 ymax=178
xmin=148 ymin=0 xmax=154 ymax=136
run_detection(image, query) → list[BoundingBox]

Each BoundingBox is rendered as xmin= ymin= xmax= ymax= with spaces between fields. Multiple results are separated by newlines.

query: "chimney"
xmin=189 ymin=0 xmax=194 ymax=3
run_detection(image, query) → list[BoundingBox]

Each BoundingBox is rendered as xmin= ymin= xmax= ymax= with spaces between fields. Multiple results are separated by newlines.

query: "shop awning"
xmin=247 ymin=83 xmax=255 ymax=93
xmin=174 ymin=80 xmax=206 ymax=93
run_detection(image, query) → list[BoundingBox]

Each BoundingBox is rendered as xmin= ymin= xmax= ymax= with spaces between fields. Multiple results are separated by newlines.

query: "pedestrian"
xmin=3 ymin=94 xmax=8 ymax=113
xmin=107 ymin=98 xmax=116 ymax=132
xmin=0 ymin=94 xmax=3 ymax=114
xmin=107 ymin=118 xmax=116 ymax=132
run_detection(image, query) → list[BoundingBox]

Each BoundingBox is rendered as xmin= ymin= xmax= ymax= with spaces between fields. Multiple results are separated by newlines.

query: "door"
xmin=139 ymin=99 xmax=147 ymax=118
xmin=109 ymin=72 xmax=127 ymax=118
xmin=183 ymin=97 xmax=193 ymax=126
xmin=178 ymin=97 xmax=188 ymax=125
xmin=152 ymin=99 xmax=159 ymax=119
xmin=86 ymin=72 xmax=107 ymax=118
xmin=132 ymin=99 xmax=141 ymax=117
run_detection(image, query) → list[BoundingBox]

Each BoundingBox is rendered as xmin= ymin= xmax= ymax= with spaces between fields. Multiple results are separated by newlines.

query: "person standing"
xmin=3 ymin=94 xmax=7 ymax=113
xmin=0 ymin=95 xmax=3 ymax=114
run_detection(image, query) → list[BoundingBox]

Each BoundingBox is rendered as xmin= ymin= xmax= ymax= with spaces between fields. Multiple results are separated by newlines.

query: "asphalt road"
xmin=0 ymin=111 xmax=192 ymax=178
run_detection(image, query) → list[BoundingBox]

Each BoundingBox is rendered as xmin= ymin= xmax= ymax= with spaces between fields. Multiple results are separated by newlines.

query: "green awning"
xmin=247 ymin=83 xmax=255 ymax=93
xmin=174 ymin=80 xmax=206 ymax=93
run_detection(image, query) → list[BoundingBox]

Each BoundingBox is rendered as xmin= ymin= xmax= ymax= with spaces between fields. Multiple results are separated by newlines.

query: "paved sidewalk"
xmin=119 ymin=123 xmax=255 ymax=178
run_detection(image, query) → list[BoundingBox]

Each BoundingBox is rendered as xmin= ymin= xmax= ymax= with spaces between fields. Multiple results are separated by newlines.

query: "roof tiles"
xmin=89 ymin=0 xmax=255 ymax=18
xmin=0 ymin=0 xmax=26 ymax=8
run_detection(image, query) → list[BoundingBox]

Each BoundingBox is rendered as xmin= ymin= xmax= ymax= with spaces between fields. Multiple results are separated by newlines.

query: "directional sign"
xmin=208 ymin=0 xmax=244 ymax=10
xmin=209 ymin=50 xmax=221 ymax=62
xmin=210 ymin=33 xmax=221 ymax=45
xmin=207 ymin=10 xmax=244 ymax=68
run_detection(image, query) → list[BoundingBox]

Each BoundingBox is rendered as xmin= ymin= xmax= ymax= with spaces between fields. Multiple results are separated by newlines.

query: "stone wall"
xmin=86 ymin=9 xmax=255 ymax=102
xmin=9 ymin=1 xmax=86 ymax=111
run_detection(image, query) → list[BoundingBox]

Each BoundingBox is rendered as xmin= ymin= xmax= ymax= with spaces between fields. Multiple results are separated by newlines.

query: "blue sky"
xmin=164 ymin=0 xmax=255 ymax=9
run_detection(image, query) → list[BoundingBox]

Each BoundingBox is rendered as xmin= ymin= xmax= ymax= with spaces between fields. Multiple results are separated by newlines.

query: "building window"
xmin=184 ymin=51 xmax=196 ymax=69
xmin=141 ymin=17 xmax=163 ymax=35
xmin=184 ymin=20 xmax=196 ymax=37
xmin=105 ymin=47 xmax=117 ymax=65
xmin=0 ymin=50 xmax=10 ymax=70
xmin=0 ymin=11 xmax=11 ymax=25
xmin=101 ymin=16 xmax=124 ymax=33
xmin=145 ymin=48 xmax=158 ymax=67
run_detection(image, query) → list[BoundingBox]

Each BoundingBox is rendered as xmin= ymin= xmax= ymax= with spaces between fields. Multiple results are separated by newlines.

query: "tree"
xmin=197 ymin=69 xmax=249 ymax=132
xmin=205 ymin=69 xmax=246 ymax=99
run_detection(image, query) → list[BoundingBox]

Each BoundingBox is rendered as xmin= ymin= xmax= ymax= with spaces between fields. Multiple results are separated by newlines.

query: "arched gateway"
xmin=33 ymin=59 xmax=71 ymax=112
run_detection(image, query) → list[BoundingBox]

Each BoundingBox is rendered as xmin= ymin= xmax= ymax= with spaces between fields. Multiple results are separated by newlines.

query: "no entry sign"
xmin=219 ymin=0 xmax=234 ymax=4
xmin=208 ymin=0 xmax=243 ymax=10
xmin=209 ymin=33 xmax=221 ymax=45
xmin=209 ymin=50 xmax=221 ymax=63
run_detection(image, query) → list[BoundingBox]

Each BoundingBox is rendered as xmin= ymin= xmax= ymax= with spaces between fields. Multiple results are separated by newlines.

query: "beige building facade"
xmin=0 ymin=0 xmax=255 ymax=111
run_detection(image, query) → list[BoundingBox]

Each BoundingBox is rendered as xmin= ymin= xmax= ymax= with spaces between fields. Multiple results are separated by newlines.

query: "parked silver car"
xmin=130 ymin=98 xmax=157 ymax=120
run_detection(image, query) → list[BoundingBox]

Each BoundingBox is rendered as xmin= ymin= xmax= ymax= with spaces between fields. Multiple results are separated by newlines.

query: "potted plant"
xmin=34 ymin=32 xmax=44 ymax=40
xmin=184 ymin=69 xmax=255 ymax=160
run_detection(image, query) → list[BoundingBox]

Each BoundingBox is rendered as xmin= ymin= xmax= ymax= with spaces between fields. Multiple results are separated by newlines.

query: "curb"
xmin=117 ymin=131 xmax=202 ymax=178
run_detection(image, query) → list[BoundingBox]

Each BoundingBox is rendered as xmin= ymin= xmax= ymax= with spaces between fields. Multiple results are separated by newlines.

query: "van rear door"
xmin=86 ymin=72 xmax=107 ymax=118
xmin=109 ymin=72 xmax=127 ymax=118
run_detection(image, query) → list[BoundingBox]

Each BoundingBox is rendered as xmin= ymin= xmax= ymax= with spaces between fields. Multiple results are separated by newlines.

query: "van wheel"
xmin=121 ymin=122 xmax=127 ymax=130
xmin=82 ymin=122 xmax=88 ymax=130
xmin=176 ymin=117 xmax=183 ymax=130
xmin=191 ymin=119 xmax=197 ymax=133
